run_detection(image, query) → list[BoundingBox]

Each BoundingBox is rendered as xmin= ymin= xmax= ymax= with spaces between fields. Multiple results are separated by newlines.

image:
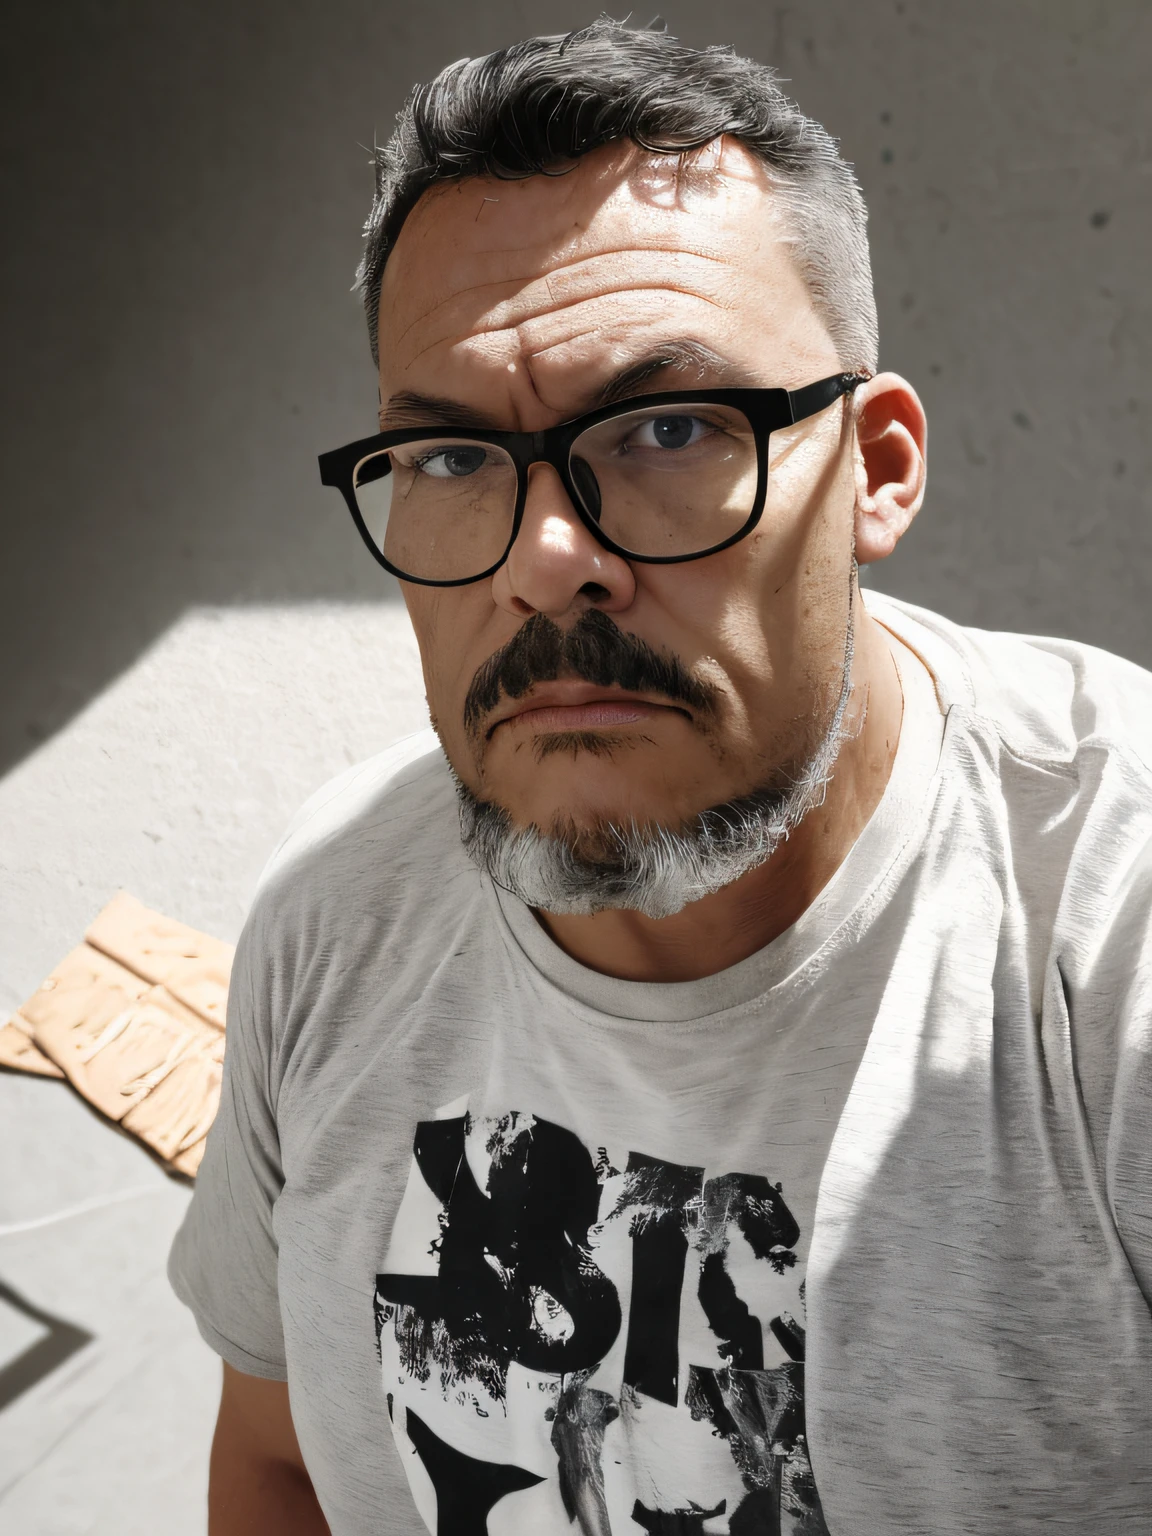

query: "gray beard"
xmin=456 ymin=600 xmax=858 ymax=921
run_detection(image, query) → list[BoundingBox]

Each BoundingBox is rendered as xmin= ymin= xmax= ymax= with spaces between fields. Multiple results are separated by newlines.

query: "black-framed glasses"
xmin=318 ymin=371 xmax=867 ymax=587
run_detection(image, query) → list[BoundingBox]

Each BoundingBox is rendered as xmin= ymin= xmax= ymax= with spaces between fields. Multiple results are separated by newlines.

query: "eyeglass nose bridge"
xmin=510 ymin=432 xmax=608 ymax=563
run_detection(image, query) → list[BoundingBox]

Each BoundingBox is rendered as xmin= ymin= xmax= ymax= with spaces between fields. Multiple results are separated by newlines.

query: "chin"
xmin=454 ymin=762 xmax=820 ymax=922
xmin=499 ymin=772 xmax=709 ymax=846
xmin=478 ymin=728 xmax=720 ymax=827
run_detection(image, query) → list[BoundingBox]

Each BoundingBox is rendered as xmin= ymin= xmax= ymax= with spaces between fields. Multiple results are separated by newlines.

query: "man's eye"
xmin=412 ymin=446 xmax=492 ymax=478
xmin=626 ymin=415 xmax=712 ymax=452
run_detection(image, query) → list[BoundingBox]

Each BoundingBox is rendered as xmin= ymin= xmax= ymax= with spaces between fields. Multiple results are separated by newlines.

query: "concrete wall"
xmin=4 ymin=0 xmax=1150 ymax=775
xmin=1 ymin=4 xmax=1149 ymax=1525
xmin=4 ymin=0 xmax=1149 ymax=955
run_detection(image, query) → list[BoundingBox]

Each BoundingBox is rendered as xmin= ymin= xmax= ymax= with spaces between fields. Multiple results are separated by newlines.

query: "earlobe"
xmin=851 ymin=373 xmax=928 ymax=565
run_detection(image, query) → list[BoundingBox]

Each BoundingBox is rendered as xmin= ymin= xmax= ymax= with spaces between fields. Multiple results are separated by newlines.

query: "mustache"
xmin=462 ymin=610 xmax=718 ymax=737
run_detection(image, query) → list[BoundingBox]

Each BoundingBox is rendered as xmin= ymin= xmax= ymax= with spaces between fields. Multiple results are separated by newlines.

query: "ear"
xmin=850 ymin=372 xmax=927 ymax=564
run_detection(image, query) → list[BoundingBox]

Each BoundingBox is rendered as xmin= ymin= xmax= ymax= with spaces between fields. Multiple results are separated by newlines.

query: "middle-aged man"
xmin=170 ymin=20 xmax=1152 ymax=1536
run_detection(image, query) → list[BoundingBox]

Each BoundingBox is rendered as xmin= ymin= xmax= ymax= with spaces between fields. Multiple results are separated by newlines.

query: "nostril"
xmin=581 ymin=582 xmax=611 ymax=602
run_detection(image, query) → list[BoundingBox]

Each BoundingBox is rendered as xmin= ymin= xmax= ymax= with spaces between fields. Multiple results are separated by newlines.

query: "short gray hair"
xmin=355 ymin=18 xmax=879 ymax=374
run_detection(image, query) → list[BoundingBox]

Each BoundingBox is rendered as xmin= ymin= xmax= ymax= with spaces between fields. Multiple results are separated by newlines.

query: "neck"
xmin=534 ymin=608 xmax=906 ymax=983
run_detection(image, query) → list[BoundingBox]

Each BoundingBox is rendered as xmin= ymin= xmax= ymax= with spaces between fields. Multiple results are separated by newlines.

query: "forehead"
xmin=377 ymin=138 xmax=836 ymax=417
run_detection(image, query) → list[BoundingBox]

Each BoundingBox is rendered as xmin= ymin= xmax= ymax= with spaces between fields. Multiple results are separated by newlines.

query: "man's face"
xmin=377 ymin=138 xmax=857 ymax=841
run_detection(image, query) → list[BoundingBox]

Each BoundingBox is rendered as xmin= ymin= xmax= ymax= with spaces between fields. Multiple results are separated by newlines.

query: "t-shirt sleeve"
xmin=168 ymin=904 xmax=288 ymax=1379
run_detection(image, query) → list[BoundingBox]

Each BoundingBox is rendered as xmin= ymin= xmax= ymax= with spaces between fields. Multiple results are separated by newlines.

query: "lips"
xmin=488 ymin=682 xmax=687 ymax=738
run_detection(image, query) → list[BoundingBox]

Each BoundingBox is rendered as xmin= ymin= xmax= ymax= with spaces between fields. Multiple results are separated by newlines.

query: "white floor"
xmin=0 ymin=1075 xmax=214 ymax=1536
xmin=0 ymin=600 xmax=428 ymax=1534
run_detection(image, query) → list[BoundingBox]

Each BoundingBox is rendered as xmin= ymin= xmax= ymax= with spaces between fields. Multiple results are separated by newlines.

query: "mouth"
xmin=486 ymin=682 xmax=691 ymax=740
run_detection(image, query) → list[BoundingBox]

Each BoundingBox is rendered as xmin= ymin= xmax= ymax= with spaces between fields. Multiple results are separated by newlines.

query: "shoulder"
xmin=242 ymin=728 xmax=478 ymax=960
xmin=868 ymin=591 xmax=1152 ymax=778
xmin=871 ymin=592 xmax=1152 ymax=976
xmin=260 ymin=728 xmax=456 ymax=878
xmin=871 ymin=600 xmax=1152 ymax=1247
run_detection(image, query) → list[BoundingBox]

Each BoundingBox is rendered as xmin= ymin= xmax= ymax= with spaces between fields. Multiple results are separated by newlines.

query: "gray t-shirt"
xmin=169 ymin=594 xmax=1152 ymax=1533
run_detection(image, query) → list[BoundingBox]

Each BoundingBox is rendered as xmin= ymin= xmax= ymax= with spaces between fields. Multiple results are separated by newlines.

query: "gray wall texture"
xmin=1 ymin=4 xmax=1149 ymax=1529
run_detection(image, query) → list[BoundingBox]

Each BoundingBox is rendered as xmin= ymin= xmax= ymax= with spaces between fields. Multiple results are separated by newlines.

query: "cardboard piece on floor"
xmin=29 ymin=963 xmax=209 ymax=1123
xmin=85 ymin=889 xmax=230 ymax=1031
xmin=19 ymin=944 xmax=152 ymax=1110
xmin=6 ymin=894 xmax=235 ymax=1177
xmin=122 ymin=1032 xmax=225 ymax=1163
xmin=0 ymin=1013 xmax=65 ymax=1077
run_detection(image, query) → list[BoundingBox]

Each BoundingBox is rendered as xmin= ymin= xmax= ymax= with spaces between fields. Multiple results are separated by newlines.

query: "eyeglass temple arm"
xmin=786 ymin=371 xmax=869 ymax=426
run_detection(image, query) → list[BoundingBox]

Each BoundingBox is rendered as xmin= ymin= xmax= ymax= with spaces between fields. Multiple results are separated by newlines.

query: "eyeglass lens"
xmin=352 ymin=402 xmax=760 ymax=583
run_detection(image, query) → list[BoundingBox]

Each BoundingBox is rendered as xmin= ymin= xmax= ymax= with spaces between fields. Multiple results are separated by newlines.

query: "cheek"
xmin=751 ymin=444 xmax=858 ymax=635
xmin=403 ymin=592 xmax=472 ymax=719
xmin=637 ymin=466 xmax=854 ymax=706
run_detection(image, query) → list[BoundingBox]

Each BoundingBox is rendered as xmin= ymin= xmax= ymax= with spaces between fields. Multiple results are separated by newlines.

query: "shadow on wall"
xmin=1 ymin=0 xmax=411 ymax=781
xmin=3 ymin=0 xmax=1150 ymax=781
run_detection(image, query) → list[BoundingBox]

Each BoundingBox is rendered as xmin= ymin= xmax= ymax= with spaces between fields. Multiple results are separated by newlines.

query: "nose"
xmin=491 ymin=462 xmax=636 ymax=620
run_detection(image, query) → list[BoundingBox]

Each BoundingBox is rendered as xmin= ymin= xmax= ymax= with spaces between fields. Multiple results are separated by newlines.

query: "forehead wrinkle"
xmin=514 ymin=289 xmax=728 ymax=358
xmin=397 ymin=321 xmax=524 ymax=377
xmin=519 ymin=323 xmax=741 ymax=416
xmin=391 ymin=285 xmax=734 ymax=406
xmin=517 ymin=329 xmax=600 ymax=405
xmin=392 ymin=214 xmax=742 ymax=299
xmin=396 ymin=282 xmax=729 ymax=380
xmin=518 ymin=284 xmax=728 ymax=341
xmin=387 ymin=246 xmax=739 ymax=359
xmin=388 ymin=268 xmax=563 ymax=352
xmin=537 ymin=245 xmax=735 ymax=301
xmin=392 ymin=319 xmax=730 ymax=420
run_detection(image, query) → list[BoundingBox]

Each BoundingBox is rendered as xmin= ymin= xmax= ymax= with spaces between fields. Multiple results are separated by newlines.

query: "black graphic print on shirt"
xmin=374 ymin=1101 xmax=829 ymax=1535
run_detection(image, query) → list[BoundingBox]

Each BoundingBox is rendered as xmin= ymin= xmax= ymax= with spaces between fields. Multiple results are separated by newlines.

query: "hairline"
xmin=358 ymin=25 xmax=880 ymax=376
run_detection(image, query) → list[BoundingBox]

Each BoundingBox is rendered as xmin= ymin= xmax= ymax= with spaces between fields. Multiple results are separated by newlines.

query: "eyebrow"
xmin=594 ymin=340 xmax=760 ymax=404
xmin=378 ymin=340 xmax=761 ymax=431
xmin=380 ymin=392 xmax=504 ymax=430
